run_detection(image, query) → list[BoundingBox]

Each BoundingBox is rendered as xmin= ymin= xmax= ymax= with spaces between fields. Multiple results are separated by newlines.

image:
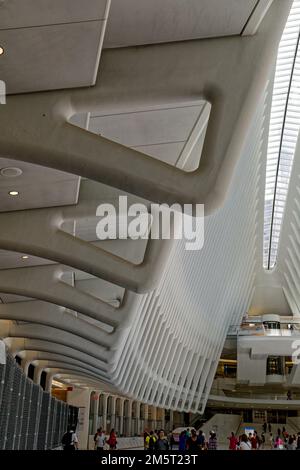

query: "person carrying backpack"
xmin=147 ymin=431 xmax=156 ymax=452
xmin=62 ymin=427 xmax=79 ymax=450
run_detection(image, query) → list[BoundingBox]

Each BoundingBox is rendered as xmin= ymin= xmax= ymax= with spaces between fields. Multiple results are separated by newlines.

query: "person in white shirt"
xmin=95 ymin=429 xmax=106 ymax=452
xmin=239 ymin=434 xmax=252 ymax=450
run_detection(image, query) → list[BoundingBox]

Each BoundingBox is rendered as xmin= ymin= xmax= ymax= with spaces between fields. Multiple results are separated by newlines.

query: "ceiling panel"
xmin=0 ymin=0 xmax=108 ymax=29
xmin=1 ymin=20 xmax=106 ymax=93
xmin=75 ymin=277 xmax=124 ymax=304
xmin=104 ymin=0 xmax=258 ymax=48
xmin=88 ymin=103 xmax=207 ymax=169
xmin=74 ymin=213 xmax=148 ymax=264
xmin=0 ymin=178 xmax=80 ymax=212
xmin=0 ymin=157 xmax=80 ymax=211
xmin=0 ymin=250 xmax=55 ymax=270
xmin=90 ymin=105 xmax=203 ymax=147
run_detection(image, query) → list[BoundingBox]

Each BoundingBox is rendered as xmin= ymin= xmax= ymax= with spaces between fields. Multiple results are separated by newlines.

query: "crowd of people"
xmin=61 ymin=426 xmax=118 ymax=451
xmin=93 ymin=428 xmax=118 ymax=451
xmin=228 ymin=424 xmax=300 ymax=450
xmin=61 ymin=423 xmax=300 ymax=451
xmin=144 ymin=424 xmax=300 ymax=452
xmin=144 ymin=428 xmax=218 ymax=451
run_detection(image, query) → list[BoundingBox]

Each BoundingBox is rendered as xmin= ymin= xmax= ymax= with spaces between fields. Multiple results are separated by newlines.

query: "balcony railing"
xmin=227 ymin=323 xmax=300 ymax=337
xmin=209 ymin=388 xmax=300 ymax=402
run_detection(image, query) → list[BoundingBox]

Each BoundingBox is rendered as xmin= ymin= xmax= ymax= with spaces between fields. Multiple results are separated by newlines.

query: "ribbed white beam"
xmin=0 ymin=181 xmax=173 ymax=293
xmin=6 ymin=338 xmax=107 ymax=371
xmin=0 ymin=0 xmax=291 ymax=213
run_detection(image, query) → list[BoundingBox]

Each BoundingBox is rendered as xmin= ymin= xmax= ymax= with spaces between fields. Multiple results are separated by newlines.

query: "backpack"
xmin=62 ymin=431 xmax=73 ymax=447
xmin=149 ymin=436 xmax=156 ymax=450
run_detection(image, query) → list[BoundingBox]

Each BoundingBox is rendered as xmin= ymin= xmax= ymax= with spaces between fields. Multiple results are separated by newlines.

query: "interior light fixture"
xmin=21 ymin=255 xmax=29 ymax=260
xmin=8 ymin=190 xmax=19 ymax=196
xmin=0 ymin=46 xmax=4 ymax=56
xmin=0 ymin=167 xmax=23 ymax=177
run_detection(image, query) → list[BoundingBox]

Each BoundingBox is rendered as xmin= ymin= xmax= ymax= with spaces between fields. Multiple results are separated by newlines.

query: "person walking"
xmin=94 ymin=427 xmax=101 ymax=445
xmin=94 ymin=428 xmax=106 ymax=452
xmin=179 ymin=430 xmax=187 ymax=452
xmin=261 ymin=432 xmax=265 ymax=449
xmin=107 ymin=429 xmax=117 ymax=450
xmin=167 ymin=430 xmax=174 ymax=450
xmin=198 ymin=430 xmax=205 ymax=450
xmin=263 ymin=422 xmax=267 ymax=434
xmin=207 ymin=431 xmax=218 ymax=450
xmin=186 ymin=429 xmax=200 ymax=452
xmin=239 ymin=434 xmax=251 ymax=450
xmin=155 ymin=430 xmax=169 ymax=451
xmin=61 ymin=427 xmax=79 ymax=451
xmin=268 ymin=423 xmax=272 ymax=433
xmin=286 ymin=436 xmax=296 ymax=450
xmin=275 ymin=435 xmax=284 ymax=450
xmin=228 ymin=432 xmax=238 ymax=450
xmin=144 ymin=431 xmax=150 ymax=450
xmin=146 ymin=431 xmax=156 ymax=452
xmin=250 ymin=432 xmax=258 ymax=450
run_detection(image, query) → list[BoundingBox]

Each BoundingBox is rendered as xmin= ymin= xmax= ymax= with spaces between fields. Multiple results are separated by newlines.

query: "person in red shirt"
xmin=250 ymin=432 xmax=258 ymax=450
xmin=228 ymin=432 xmax=238 ymax=450
xmin=107 ymin=429 xmax=117 ymax=450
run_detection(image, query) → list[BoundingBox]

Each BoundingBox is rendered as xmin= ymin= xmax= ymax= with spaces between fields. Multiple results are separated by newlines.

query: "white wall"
xmin=200 ymin=413 xmax=241 ymax=444
xmin=237 ymin=349 xmax=266 ymax=385
xmin=67 ymin=388 xmax=90 ymax=450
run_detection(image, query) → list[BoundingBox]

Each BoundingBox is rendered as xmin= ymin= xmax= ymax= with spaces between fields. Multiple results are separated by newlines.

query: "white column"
xmin=126 ymin=400 xmax=133 ymax=436
xmin=45 ymin=373 xmax=53 ymax=393
xmin=22 ymin=360 xmax=31 ymax=377
xmin=169 ymin=410 xmax=174 ymax=431
xmin=110 ymin=395 xmax=117 ymax=431
xmin=143 ymin=404 xmax=149 ymax=430
xmin=135 ymin=402 xmax=141 ymax=435
xmin=151 ymin=406 xmax=157 ymax=431
xmin=67 ymin=388 xmax=90 ymax=450
xmin=119 ymin=399 xmax=124 ymax=436
xmin=33 ymin=366 xmax=43 ymax=386
xmin=92 ymin=392 xmax=100 ymax=434
xmin=102 ymin=393 xmax=108 ymax=432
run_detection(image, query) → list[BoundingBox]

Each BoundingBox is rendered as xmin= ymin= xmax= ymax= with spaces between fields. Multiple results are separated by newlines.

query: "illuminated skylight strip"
xmin=264 ymin=0 xmax=300 ymax=269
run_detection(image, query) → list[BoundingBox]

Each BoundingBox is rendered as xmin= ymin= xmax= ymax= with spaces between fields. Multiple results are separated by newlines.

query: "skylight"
xmin=264 ymin=0 xmax=300 ymax=270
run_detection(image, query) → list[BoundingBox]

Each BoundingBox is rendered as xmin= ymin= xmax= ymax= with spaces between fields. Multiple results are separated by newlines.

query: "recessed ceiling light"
xmin=8 ymin=190 xmax=19 ymax=196
xmin=0 ymin=46 xmax=4 ymax=56
xmin=21 ymin=255 xmax=29 ymax=260
xmin=0 ymin=167 xmax=23 ymax=178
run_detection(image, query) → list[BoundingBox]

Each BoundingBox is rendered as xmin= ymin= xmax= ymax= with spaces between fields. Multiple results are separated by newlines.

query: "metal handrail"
xmin=209 ymin=388 xmax=300 ymax=401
